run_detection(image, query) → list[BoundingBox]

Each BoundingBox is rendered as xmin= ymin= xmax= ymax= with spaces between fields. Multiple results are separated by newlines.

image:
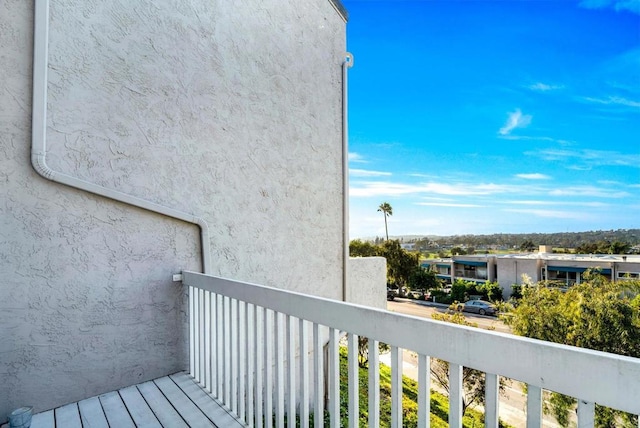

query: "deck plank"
xmin=118 ymin=385 xmax=162 ymax=428
xmin=78 ymin=396 xmax=109 ymax=428
xmin=99 ymin=391 xmax=135 ymax=428
xmin=14 ymin=372 xmax=243 ymax=428
xmin=154 ymin=376 xmax=215 ymax=428
xmin=55 ymin=403 xmax=82 ymax=428
xmin=136 ymin=381 xmax=189 ymax=428
xmin=170 ymin=373 xmax=244 ymax=427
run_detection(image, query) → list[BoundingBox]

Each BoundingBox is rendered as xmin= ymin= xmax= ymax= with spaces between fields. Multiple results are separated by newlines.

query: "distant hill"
xmin=361 ymin=229 xmax=640 ymax=250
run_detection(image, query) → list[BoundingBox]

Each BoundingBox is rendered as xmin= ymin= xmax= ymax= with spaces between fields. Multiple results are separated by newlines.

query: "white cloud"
xmin=515 ymin=173 xmax=551 ymax=180
xmin=582 ymin=95 xmax=640 ymax=107
xmin=349 ymin=181 xmax=424 ymax=197
xmin=528 ymin=82 xmax=564 ymax=91
xmin=527 ymin=148 xmax=640 ymax=168
xmin=350 ymin=180 xmax=529 ymax=198
xmin=548 ymin=186 xmax=630 ymax=198
xmin=349 ymin=169 xmax=392 ymax=177
xmin=505 ymin=200 xmax=609 ymax=208
xmin=348 ymin=152 xmax=367 ymax=163
xmin=499 ymin=109 xmax=532 ymax=135
xmin=415 ymin=202 xmax=484 ymax=208
xmin=504 ymin=208 xmax=591 ymax=220
xmin=579 ymin=0 xmax=640 ymax=14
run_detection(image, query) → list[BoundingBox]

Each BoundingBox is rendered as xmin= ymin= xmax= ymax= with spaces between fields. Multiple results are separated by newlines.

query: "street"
xmin=385 ymin=298 xmax=562 ymax=428
xmin=387 ymin=298 xmax=510 ymax=333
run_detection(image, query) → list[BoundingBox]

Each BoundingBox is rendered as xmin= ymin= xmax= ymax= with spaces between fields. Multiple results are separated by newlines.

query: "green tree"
xmin=409 ymin=266 xmax=441 ymax=291
xmin=450 ymin=280 xmax=467 ymax=302
xmin=378 ymin=239 xmax=419 ymax=292
xmin=520 ymin=239 xmax=536 ymax=252
xmin=349 ymin=239 xmax=379 ymax=257
xmin=503 ymin=276 xmax=640 ymax=426
xmin=609 ymin=240 xmax=631 ymax=254
xmin=575 ymin=242 xmax=599 ymax=254
xmin=377 ymin=202 xmax=393 ymax=241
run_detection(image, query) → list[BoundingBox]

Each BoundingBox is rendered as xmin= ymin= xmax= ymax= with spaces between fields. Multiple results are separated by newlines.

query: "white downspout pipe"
xmin=342 ymin=53 xmax=353 ymax=301
xmin=31 ymin=0 xmax=211 ymax=274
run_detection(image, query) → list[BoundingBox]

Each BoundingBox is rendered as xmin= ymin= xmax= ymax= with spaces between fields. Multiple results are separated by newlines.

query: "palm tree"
xmin=377 ymin=202 xmax=393 ymax=241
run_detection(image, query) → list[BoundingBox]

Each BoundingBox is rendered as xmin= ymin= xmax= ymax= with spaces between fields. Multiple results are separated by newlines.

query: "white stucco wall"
xmin=0 ymin=0 xmax=346 ymax=419
xmin=347 ymin=257 xmax=387 ymax=309
xmin=497 ymin=258 xmax=541 ymax=299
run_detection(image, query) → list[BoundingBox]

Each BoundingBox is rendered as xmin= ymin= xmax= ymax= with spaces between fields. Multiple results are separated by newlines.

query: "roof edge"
xmin=328 ymin=0 xmax=348 ymax=22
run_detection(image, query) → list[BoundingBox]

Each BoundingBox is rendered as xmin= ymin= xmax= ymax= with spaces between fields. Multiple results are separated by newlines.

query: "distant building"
xmin=422 ymin=246 xmax=640 ymax=300
xmin=400 ymin=243 xmax=416 ymax=250
xmin=421 ymin=254 xmax=496 ymax=285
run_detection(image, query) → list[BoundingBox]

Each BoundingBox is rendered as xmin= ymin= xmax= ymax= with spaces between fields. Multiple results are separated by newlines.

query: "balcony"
xmin=12 ymin=271 xmax=640 ymax=427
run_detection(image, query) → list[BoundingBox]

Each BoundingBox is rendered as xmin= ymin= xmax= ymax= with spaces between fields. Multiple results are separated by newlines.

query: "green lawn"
xmin=336 ymin=347 xmax=509 ymax=428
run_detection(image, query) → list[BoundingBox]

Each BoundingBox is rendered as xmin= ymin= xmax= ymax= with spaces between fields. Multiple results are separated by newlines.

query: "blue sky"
xmin=344 ymin=0 xmax=640 ymax=239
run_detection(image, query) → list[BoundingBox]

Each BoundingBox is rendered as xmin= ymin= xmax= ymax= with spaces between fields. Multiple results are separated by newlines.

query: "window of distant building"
xmin=618 ymin=272 xmax=640 ymax=280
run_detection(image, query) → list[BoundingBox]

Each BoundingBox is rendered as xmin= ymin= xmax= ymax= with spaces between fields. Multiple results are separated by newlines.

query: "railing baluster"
xmin=275 ymin=312 xmax=285 ymax=428
xmin=238 ymin=301 xmax=246 ymax=422
xmin=286 ymin=315 xmax=296 ymax=428
xmin=485 ymin=373 xmax=499 ymax=428
xmin=193 ymin=287 xmax=200 ymax=381
xmin=328 ymin=328 xmax=340 ymax=428
xmin=198 ymin=287 xmax=205 ymax=384
xmin=265 ymin=309 xmax=274 ymax=428
xmin=299 ymin=319 xmax=309 ymax=428
xmin=231 ymin=298 xmax=238 ymax=414
xmin=204 ymin=290 xmax=211 ymax=392
xmin=224 ymin=296 xmax=231 ymax=406
xmin=209 ymin=293 xmax=219 ymax=398
xmin=189 ymin=285 xmax=195 ymax=378
xmin=216 ymin=293 xmax=224 ymax=400
xmin=577 ymin=399 xmax=595 ymax=428
xmin=313 ymin=323 xmax=323 ymax=428
xmin=526 ymin=384 xmax=542 ymax=428
xmin=391 ymin=346 xmax=402 ymax=428
xmin=368 ymin=339 xmax=380 ymax=428
xmin=417 ymin=354 xmax=430 ymax=428
xmin=246 ymin=303 xmax=254 ymax=427
xmin=449 ymin=363 xmax=463 ymax=428
xmin=347 ymin=332 xmax=358 ymax=428
xmin=255 ymin=306 xmax=264 ymax=428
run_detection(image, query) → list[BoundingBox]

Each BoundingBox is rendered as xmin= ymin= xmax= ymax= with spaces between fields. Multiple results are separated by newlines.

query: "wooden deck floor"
xmin=3 ymin=372 xmax=244 ymax=428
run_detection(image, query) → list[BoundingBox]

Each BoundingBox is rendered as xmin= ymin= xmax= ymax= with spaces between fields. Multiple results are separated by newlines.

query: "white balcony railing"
xmin=182 ymin=271 xmax=640 ymax=428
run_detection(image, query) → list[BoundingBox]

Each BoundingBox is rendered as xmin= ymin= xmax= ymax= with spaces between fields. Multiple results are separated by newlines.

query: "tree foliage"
xmin=409 ymin=266 xmax=441 ymax=291
xmin=519 ymin=239 xmax=536 ymax=252
xmin=503 ymin=275 xmax=640 ymax=426
xmin=575 ymin=240 xmax=631 ymax=255
xmin=450 ymin=246 xmax=467 ymax=255
xmin=349 ymin=239 xmax=379 ymax=257
xmin=505 ymin=276 xmax=640 ymax=356
xmin=378 ymin=202 xmax=393 ymax=241
xmin=378 ymin=239 xmax=420 ymax=288
xmin=349 ymin=239 xmax=422 ymax=293
xmin=450 ymin=279 xmax=504 ymax=303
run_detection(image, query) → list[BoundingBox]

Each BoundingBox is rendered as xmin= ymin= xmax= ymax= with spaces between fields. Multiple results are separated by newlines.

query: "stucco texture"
xmin=347 ymin=257 xmax=387 ymax=309
xmin=0 ymin=0 xmax=346 ymax=419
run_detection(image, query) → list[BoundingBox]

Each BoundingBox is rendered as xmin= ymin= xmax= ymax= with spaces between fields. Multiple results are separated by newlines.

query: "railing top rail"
xmin=182 ymin=271 xmax=640 ymax=414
